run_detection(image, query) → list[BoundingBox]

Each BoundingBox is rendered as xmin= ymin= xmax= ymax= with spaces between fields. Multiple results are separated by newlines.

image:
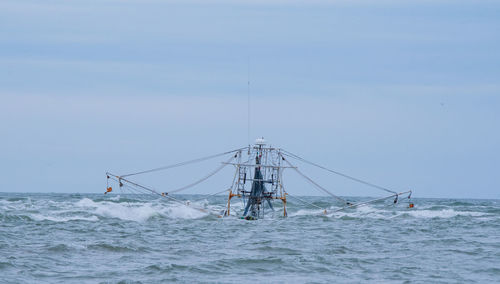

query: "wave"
xmin=1 ymin=195 xmax=497 ymax=223
xmin=289 ymin=209 xmax=325 ymax=217
xmin=30 ymin=214 xmax=99 ymax=222
xmin=2 ymin=197 xmax=214 ymax=223
xmin=403 ymin=209 xmax=487 ymax=219
xmin=76 ymin=198 xmax=209 ymax=222
xmin=46 ymin=244 xmax=75 ymax=252
xmin=87 ymin=243 xmax=147 ymax=253
xmin=286 ymin=205 xmax=491 ymax=220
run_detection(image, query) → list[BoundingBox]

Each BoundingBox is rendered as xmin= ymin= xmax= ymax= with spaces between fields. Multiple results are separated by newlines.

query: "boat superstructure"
xmin=224 ymin=138 xmax=291 ymax=219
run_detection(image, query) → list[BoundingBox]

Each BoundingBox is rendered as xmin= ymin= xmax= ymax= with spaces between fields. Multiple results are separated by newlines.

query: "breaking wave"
xmin=0 ymin=196 xmax=215 ymax=223
xmin=30 ymin=214 xmax=99 ymax=222
xmin=75 ymin=197 xmax=211 ymax=221
xmin=287 ymin=204 xmax=493 ymax=220
xmin=402 ymin=209 xmax=488 ymax=219
xmin=0 ymin=195 xmax=497 ymax=224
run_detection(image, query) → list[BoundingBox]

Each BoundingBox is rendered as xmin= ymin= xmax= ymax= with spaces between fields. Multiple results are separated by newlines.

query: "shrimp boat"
xmin=105 ymin=138 xmax=413 ymax=219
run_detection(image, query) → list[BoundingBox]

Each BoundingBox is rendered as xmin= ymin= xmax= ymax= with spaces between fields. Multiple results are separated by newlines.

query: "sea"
xmin=0 ymin=192 xmax=499 ymax=283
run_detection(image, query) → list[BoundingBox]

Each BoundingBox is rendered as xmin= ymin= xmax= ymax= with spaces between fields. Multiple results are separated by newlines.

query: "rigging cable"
xmin=286 ymin=192 xmax=325 ymax=211
xmin=330 ymin=190 xmax=412 ymax=213
xmin=108 ymin=153 xmax=235 ymax=196
xmin=106 ymin=152 xmax=239 ymax=216
xmin=121 ymin=147 xmax=247 ymax=178
xmin=106 ymin=175 xmax=220 ymax=217
xmin=247 ymin=56 xmax=251 ymax=146
xmin=281 ymin=150 xmax=397 ymax=195
xmin=167 ymin=154 xmax=236 ymax=194
xmin=280 ymin=154 xmax=349 ymax=204
xmin=191 ymin=188 xmax=233 ymax=203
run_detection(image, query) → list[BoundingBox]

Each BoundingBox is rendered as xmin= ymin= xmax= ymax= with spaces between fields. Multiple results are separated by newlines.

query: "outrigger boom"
xmin=105 ymin=138 xmax=414 ymax=219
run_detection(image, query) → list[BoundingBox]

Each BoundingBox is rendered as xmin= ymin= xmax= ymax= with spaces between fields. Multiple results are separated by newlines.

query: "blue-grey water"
xmin=1 ymin=193 xmax=499 ymax=283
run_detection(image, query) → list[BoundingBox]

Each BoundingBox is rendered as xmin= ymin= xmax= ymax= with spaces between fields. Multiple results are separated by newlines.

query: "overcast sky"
xmin=1 ymin=0 xmax=499 ymax=198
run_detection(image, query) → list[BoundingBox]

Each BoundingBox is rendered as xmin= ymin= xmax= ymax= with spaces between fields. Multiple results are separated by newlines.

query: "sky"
xmin=0 ymin=0 xmax=499 ymax=199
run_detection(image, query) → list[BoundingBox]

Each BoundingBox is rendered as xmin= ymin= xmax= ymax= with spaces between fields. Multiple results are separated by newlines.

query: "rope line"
xmin=286 ymin=192 xmax=325 ymax=210
xmin=282 ymin=150 xmax=397 ymax=194
xmin=331 ymin=190 xmax=412 ymax=213
xmin=167 ymin=155 xmax=235 ymax=194
xmin=280 ymin=154 xmax=348 ymax=204
xmin=107 ymin=174 xmax=161 ymax=196
xmin=121 ymin=147 xmax=246 ymax=178
xmin=191 ymin=188 xmax=231 ymax=203
xmin=107 ymin=175 xmax=221 ymax=217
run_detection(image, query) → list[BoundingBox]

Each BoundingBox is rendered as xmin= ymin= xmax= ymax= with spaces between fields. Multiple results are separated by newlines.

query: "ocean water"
xmin=0 ymin=193 xmax=499 ymax=283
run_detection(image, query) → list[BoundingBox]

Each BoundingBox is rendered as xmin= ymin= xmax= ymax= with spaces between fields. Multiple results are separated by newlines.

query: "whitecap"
xmin=30 ymin=214 xmax=99 ymax=222
xmin=289 ymin=209 xmax=325 ymax=217
xmin=406 ymin=209 xmax=486 ymax=219
xmin=74 ymin=198 xmax=210 ymax=221
xmin=164 ymin=203 xmax=208 ymax=219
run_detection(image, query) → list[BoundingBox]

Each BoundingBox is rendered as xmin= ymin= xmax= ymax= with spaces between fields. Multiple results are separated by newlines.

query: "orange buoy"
xmin=104 ymin=187 xmax=112 ymax=194
xmin=409 ymin=203 xmax=414 ymax=208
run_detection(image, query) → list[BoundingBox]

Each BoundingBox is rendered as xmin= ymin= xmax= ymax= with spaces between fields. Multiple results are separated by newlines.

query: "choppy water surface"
xmin=1 ymin=193 xmax=499 ymax=283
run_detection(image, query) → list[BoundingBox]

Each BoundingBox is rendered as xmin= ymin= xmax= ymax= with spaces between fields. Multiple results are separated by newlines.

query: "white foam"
xmin=322 ymin=205 xmax=390 ymax=219
xmin=289 ymin=209 xmax=325 ymax=217
xmin=75 ymin=198 xmax=96 ymax=207
xmin=75 ymin=198 xmax=209 ymax=221
xmin=406 ymin=209 xmax=486 ymax=219
xmin=76 ymin=199 xmax=161 ymax=222
xmin=324 ymin=206 xmax=488 ymax=220
xmin=109 ymin=195 xmax=121 ymax=201
xmin=164 ymin=204 xmax=208 ymax=219
xmin=30 ymin=214 xmax=99 ymax=222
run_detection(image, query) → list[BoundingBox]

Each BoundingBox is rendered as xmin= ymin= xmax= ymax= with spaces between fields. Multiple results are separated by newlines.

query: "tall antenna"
xmin=247 ymin=57 xmax=250 ymax=146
